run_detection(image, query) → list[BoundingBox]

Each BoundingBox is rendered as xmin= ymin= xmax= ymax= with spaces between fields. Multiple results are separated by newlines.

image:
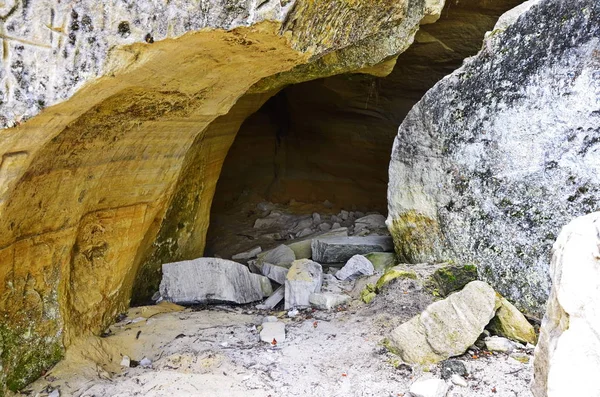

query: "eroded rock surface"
xmin=387 ymin=0 xmax=600 ymax=317
xmin=532 ymin=212 xmax=600 ymax=397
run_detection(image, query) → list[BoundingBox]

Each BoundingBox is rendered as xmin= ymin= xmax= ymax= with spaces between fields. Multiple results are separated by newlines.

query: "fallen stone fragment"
xmin=254 ymin=213 xmax=281 ymax=229
xmin=354 ymin=214 xmax=386 ymax=232
xmin=360 ymin=284 xmax=377 ymax=304
xmin=319 ymin=223 xmax=332 ymax=231
xmin=440 ymin=360 xmax=467 ymax=380
xmin=251 ymin=273 xmax=273 ymax=297
xmin=263 ymin=316 xmax=278 ymax=323
xmin=48 ymin=390 xmax=60 ymax=397
xmin=256 ymin=286 xmax=285 ymax=310
xmin=311 ymin=236 xmax=394 ymax=263
xmin=340 ymin=210 xmax=349 ymax=220
xmin=260 ymin=322 xmax=286 ymax=344
xmin=140 ymin=357 xmax=152 ymax=368
xmin=532 ymin=212 xmax=600 ymax=397
xmin=309 ymin=292 xmax=350 ymax=310
xmin=261 ymin=263 xmax=289 ymax=285
xmin=285 ymin=259 xmax=323 ymax=309
xmin=120 ymin=356 xmax=131 ymax=367
xmin=160 ymin=258 xmax=265 ymax=305
xmin=450 ymin=374 xmax=468 ymax=387
xmin=292 ymin=218 xmax=314 ymax=233
xmin=296 ymin=228 xmax=314 ymax=238
xmin=335 ymin=254 xmax=374 ymax=281
xmin=485 ymin=336 xmax=516 ymax=353
xmin=388 ymin=281 xmax=500 ymax=364
xmin=287 ymin=227 xmax=348 ymax=259
xmin=409 ymin=378 xmax=449 ymax=397
xmin=487 ymin=295 xmax=536 ymax=344
xmin=257 ymin=244 xmax=296 ymax=267
xmin=363 ymin=252 xmax=396 ymax=272
xmin=312 ymin=213 xmax=321 ymax=224
xmin=332 ymin=222 xmax=342 ymax=229
xmin=232 ymin=246 xmax=262 ymax=261
xmin=375 ymin=266 xmax=417 ymax=292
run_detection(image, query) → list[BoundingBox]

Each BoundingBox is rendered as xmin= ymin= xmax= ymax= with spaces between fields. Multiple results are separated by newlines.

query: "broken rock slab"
xmin=311 ymin=236 xmax=394 ymax=263
xmin=309 ymin=292 xmax=351 ymax=310
xmin=487 ymin=295 xmax=536 ymax=344
xmin=335 ymin=254 xmax=374 ymax=281
xmin=160 ymin=258 xmax=265 ymax=305
xmin=257 ymin=244 xmax=296 ymax=267
xmin=285 ymin=259 xmax=323 ymax=309
xmin=261 ymin=263 xmax=289 ymax=285
xmin=251 ymin=273 xmax=273 ymax=297
xmin=354 ymin=214 xmax=387 ymax=232
xmin=388 ymin=281 xmax=500 ymax=364
xmin=287 ymin=227 xmax=348 ymax=259
xmin=256 ymin=285 xmax=285 ymax=310
xmin=232 ymin=246 xmax=262 ymax=261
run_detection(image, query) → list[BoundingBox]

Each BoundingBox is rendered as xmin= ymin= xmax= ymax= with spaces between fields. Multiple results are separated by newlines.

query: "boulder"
xmin=261 ymin=263 xmax=289 ymax=285
xmin=487 ymin=295 xmax=536 ymax=344
xmin=285 ymin=259 xmax=323 ymax=309
xmin=251 ymin=274 xmax=273 ymax=297
xmin=387 ymin=281 xmax=499 ymax=364
xmin=311 ymin=236 xmax=394 ymax=263
xmin=231 ymin=246 xmax=262 ymax=261
xmin=363 ymin=252 xmax=396 ymax=272
xmin=532 ymin=212 xmax=600 ymax=397
xmin=309 ymin=292 xmax=351 ymax=310
xmin=386 ymin=0 xmax=600 ymax=317
xmin=159 ymin=258 xmax=264 ymax=304
xmin=257 ymin=245 xmax=296 ymax=268
xmin=409 ymin=378 xmax=449 ymax=397
xmin=429 ymin=265 xmax=478 ymax=297
xmin=335 ymin=255 xmax=374 ymax=281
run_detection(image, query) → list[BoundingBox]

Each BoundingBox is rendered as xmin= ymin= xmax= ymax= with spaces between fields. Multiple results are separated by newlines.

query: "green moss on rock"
xmin=429 ymin=264 xmax=478 ymax=297
xmin=388 ymin=211 xmax=445 ymax=263
xmin=375 ymin=266 xmax=418 ymax=292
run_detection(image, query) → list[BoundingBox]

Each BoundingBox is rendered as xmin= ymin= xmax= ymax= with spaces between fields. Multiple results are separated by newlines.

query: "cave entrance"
xmin=205 ymin=72 xmax=417 ymax=259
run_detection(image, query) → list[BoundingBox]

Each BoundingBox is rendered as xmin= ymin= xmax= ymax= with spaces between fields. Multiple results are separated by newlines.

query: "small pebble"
xmin=120 ymin=355 xmax=131 ymax=367
xmin=140 ymin=357 xmax=152 ymax=368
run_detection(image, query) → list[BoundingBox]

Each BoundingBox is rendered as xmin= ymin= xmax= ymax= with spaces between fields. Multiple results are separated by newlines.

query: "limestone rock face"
xmin=532 ymin=213 xmax=600 ymax=397
xmin=387 ymin=0 xmax=600 ymax=317
xmin=388 ymin=281 xmax=499 ymax=364
xmin=0 ymin=1 xmax=448 ymax=391
xmin=159 ymin=258 xmax=265 ymax=305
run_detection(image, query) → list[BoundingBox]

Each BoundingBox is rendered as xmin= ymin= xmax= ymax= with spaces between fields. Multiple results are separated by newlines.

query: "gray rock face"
xmin=311 ymin=236 xmax=394 ymax=263
xmin=388 ymin=281 xmax=499 ymax=364
xmin=354 ymin=214 xmax=386 ymax=232
xmin=532 ymin=212 xmax=600 ymax=397
xmin=160 ymin=258 xmax=264 ymax=304
xmin=257 ymin=244 xmax=296 ymax=267
xmin=285 ymin=259 xmax=323 ymax=309
xmin=387 ymin=0 xmax=600 ymax=317
xmin=335 ymin=255 xmax=375 ymax=281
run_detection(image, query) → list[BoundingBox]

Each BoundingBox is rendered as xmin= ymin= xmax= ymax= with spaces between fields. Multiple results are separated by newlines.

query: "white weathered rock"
xmin=389 ymin=281 xmax=499 ymax=364
xmin=232 ymin=246 xmax=262 ymax=261
xmin=160 ymin=258 xmax=265 ymax=305
xmin=409 ymin=378 xmax=449 ymax=397
xmin=262 ymin=316 xmax=278 ymax=323
xmin=450 ymin=375 xmax=467 ymax=387
xmin=484 ymin=336 xmax=515 ymax=353
xmin=261 ymin=263 xmax=289 ymax=285
xmin=48 ymin=390 xmax=60 ymax=397
xmin=285 ymin=259 xmax=323 ymax=309
xmin=140 ymin=358 xmax=152 ymax=368
xmin=532 ymin=212 xmax=600 ymax=397
xmin=309 ymin=292 xmax=351 ymax=310
xmin=251 ymin=273 xmax=273 ymax=297
xmin=260 ymin=322 xmax=286 ymax=344
xmin=311 ymin=236 xmax=394 ymax=263
xmin=257 ymin=244 xmax=296 ymax=267
xmin=120 ymin=356 xmax=131 ymax=368
xmin=488 ymin=295 xmax=536 ymax=344
xmin=335 ymin=255 xmax=375 ymax=281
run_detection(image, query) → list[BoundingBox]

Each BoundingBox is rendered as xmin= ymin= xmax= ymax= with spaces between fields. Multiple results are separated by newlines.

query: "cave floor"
xmin=22 ymin=288 xmax=534 ymax=397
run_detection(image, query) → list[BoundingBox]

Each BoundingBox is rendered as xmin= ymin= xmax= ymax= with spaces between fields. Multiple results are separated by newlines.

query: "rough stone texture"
xmin=488 ymin=295 xmax=536 ymax=344
xmin=311 ymin=236 xmax=394 ymax=263
xmin=354 ymin=214 xmax=387 ymax=232
xmin=335 ymin=255 xmax=374 ymax=281
xmin=251 ymin=273 xmax=273 ymax=298
xmin=388 ymin=281 xmax=499 ymax=364
xmin=532 ymin=212 xmax=600 ymax=397
xmin=430 ymin=265 xmax=478 ymax=297
xmin=284 ymin=259 xmax=323 ymax=309
xmin=261 ymin=263 xmax=289 ymax=285
xmin=159 ymin=258 xmax=264 ymax=305
xmin=387 ymin=0 xmax=600 ymax=317
xmin=257 ymin=244 xmax=296 ymax=268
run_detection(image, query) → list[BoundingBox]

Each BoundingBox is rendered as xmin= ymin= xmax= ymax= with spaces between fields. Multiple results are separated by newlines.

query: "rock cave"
xmin=0 ymin=0 xmax=599 ymax=396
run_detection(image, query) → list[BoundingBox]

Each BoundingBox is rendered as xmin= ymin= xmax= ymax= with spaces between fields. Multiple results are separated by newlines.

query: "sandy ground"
xmin=20 ymin=280 xmax=534 ymax=397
